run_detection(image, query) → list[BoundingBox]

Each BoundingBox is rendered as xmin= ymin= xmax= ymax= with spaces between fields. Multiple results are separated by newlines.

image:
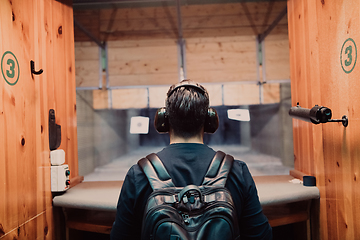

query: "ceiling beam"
xmin=257 ymin=6 xmax=287 ymax=43
xmin=74 ymin=18 xmax=105 ymax=49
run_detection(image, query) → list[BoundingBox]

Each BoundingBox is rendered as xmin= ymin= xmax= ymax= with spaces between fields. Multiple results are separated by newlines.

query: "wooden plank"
xmin=108 ymin=46 xmax=178 ymax=75
xmin=263 ymin=201 xmax=310 ymax=227
xmin=203 ymin=84 xmax=223 ymax=107
xmin=66 ymin=210 xmax=116 ymax=234
xmin=100 ymin=25 xmax=288 ymax=41
xmin=75 ymin=44 xmax=99 ymax=61
xmin=223 ymin=84 xmax=260 ymax=105
xmin=109 ymin=72 xmax=179 ymax=87
xmin=76 ymin=60 xmax=100 ymax=87
xmin=263 ymin=83 xmax=280 ymax=104
xmin=264 ymin=34 xmax=290 ymax=80
xmin=148 ymin=86 xmax=168 ymax=109
xmin=107 ymin=39 xmax=178 ymax=87
xmin=186 ymin=36 xmax=258 ymax=83
xmin=93 ymin=89 xmax=109 ymax=109
xmin=107 ymin=38 xmax=177 ymax=48
xmin=75 ymin=42 xmax=100 ymax=87
xmin=111 ymin=88 xmax=148 ymax=109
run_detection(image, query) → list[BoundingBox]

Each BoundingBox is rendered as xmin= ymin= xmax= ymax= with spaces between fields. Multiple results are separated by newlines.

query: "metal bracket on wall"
xmin=74 ymin=18 xmax=105 ymax=50
xmin=176 ymin=0 xmax=187 ymax=81
xmin=257 ymin=6 xmax=288 ymax=44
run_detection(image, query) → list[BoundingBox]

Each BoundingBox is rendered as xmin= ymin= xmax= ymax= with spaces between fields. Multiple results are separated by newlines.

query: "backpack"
xmin=138 ymin=151 xmax=240 ymax=240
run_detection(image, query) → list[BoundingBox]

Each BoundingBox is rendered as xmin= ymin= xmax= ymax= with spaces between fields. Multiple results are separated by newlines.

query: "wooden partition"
xmin=288 ymin=0 xmax=360 ymax=239
xmin=0 ymin=0 xmax=78 ymax=239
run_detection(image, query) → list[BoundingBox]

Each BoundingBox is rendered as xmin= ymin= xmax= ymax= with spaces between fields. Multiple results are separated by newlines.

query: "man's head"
xmin=166 ymin=80 xmax=210 ymax=139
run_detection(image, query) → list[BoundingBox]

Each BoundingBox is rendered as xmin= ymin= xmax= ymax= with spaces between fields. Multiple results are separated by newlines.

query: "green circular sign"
xmin=1 ymin=51 xmax=20 ymax=86
xmin=340 ymin=38 xmax=357 ymax=74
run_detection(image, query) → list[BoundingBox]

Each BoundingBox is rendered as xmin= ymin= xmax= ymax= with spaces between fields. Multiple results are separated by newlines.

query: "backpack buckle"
xmin=182 ymin=213 xmax=190 ymax=225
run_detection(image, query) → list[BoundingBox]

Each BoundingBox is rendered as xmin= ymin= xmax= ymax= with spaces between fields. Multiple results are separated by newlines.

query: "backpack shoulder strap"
xmin=202 ymin=151 xmax=234 ymax=187
xmin=138 ymin=153 xmax=175 ymax=190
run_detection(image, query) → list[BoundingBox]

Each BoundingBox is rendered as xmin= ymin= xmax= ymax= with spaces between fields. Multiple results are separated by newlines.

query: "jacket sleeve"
xmin=227 ymin=161 xmax=273 ymax=240
xmin=110 ymin=166 xmax=141 ymax=240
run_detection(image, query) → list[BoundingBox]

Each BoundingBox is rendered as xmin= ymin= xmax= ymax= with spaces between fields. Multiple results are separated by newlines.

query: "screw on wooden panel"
xmin=30 ymin=60 xmax=43 ymax=75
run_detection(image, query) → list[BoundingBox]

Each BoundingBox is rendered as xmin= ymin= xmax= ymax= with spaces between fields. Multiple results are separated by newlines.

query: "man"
xmin=110 ymin=80 xmax=272 ymax=239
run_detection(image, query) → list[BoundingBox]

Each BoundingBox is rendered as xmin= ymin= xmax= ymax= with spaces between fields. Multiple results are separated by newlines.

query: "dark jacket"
xmin=110 ymin=143 xmax=272 ymax=239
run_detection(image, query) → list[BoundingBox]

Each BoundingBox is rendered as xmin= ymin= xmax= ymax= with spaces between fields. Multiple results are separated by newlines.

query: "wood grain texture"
xmin=186 ymin=36 xmax=258 ymax=83
xmin=111 ymin=88 xmax=148 ymax=109
xmin=0 ymin=0 xmax=78 ymax=239
xmin=264 ymin=34 xmax=290 ymax=80
xmin=75 ymin=42 xmax=100 ymax=87
xmin=288 ymin=0 xmax=360 ymax=239
xmin=108 ymin=39 xmax=178 ymax=87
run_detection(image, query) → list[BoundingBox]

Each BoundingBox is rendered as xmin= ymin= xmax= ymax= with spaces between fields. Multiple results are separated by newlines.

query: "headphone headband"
xmin=167 ymin=82 xmax=206 ymax=98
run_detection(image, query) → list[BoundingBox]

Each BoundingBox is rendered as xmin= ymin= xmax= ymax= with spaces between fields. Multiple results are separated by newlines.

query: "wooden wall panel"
xmin=223 ymin=83 xmax=260 ymax=105
xmin=108 ymin=39 xmax=178 ymax=87
xmin=93 ymin=89 xmax=109 ymax=109
xmin=204 ymin=84 xmax=223 ymax=107
xmin=263 ymin=83 xmax=280 ymax=104
xmin=186 ymin=36 xmax=258 ymax=83
xmin=75 ymin=42 xmax=100 ymax=87
xmin=264 ymin=34 xmax=290 ymax=80
xmin=0 ymin=0 xmax=77 ymax=239
xmin=288 ymin=0 xmax=360 ymax=239
xmin=148 ymin=86 xmax=168 ymax=108
xmin=112 ymin=88 xmax=148 ymax=109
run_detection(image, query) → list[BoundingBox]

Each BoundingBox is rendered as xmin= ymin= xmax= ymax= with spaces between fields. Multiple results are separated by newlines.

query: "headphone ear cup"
xmin=204 ymin=108 xmax=219 ymax=133
xmin=154 ymin=107 xmax=169 ymax=133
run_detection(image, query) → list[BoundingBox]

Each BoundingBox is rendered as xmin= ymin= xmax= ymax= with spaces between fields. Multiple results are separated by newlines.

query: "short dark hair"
xmin=166 ymin=80 xmax=209 ymax=138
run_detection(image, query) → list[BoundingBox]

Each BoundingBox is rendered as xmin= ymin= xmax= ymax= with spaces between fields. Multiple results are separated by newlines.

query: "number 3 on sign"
xmin=341 ymin=38 xmax=357 ymax=74
xmin=6 ymin=59 xmax=15 ymax=78
xmin=1 ymin=51 xmax=20 ymax=86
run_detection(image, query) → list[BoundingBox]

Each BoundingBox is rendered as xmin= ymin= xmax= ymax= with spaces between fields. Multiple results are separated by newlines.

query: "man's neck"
xmin=169 ymin=131 xmax=204 ymax=145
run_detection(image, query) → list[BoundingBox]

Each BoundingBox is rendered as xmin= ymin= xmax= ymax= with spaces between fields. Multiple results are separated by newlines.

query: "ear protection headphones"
xmin=154 ymin=82 xmax=219 ymax=134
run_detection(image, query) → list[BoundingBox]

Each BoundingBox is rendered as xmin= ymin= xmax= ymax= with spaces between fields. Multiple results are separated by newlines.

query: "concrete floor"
xmin=84 ymin=145 xmax=292 ymax=182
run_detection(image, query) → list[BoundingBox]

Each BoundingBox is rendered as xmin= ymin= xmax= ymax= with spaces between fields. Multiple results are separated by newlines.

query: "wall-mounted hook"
xmin=30 ymin=60 xmax=43 ymax=75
